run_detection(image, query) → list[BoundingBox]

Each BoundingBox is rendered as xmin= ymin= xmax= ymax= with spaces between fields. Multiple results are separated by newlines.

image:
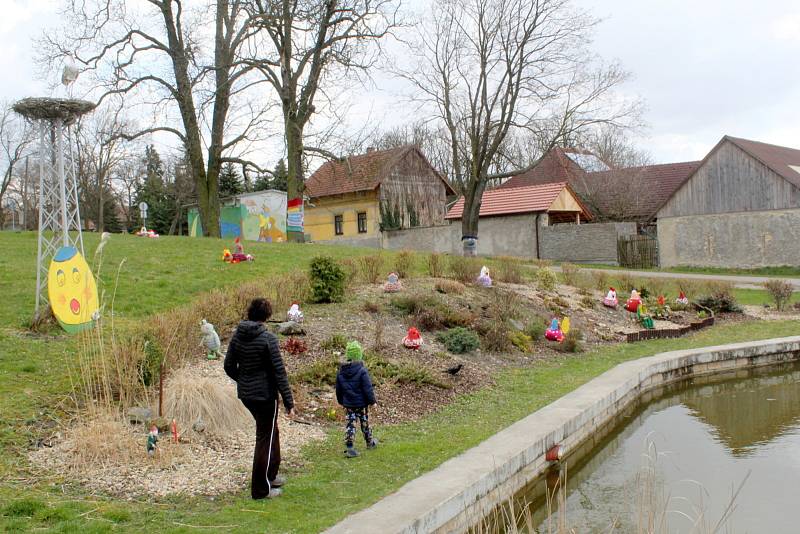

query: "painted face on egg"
xmin=47 ymin=246 xmax=99 ymax=333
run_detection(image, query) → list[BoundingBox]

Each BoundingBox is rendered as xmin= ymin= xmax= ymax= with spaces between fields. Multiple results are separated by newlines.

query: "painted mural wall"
xmin=189 ymin=190 xmax=287 ymax=242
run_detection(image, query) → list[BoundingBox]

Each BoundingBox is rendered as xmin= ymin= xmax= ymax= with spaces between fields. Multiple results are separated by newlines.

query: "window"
xmin=357 ymin=212 xmax=367 ymax=233
xmin=334 ymin=214 xmax=343 ymax=235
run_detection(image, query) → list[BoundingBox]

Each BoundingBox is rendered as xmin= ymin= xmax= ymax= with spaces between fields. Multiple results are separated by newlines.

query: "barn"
xmin=657 ymin=136 xmax=800 ymax=268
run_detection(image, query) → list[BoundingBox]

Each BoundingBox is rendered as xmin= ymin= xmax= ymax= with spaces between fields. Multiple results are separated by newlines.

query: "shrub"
xmin=524 ymin=318 xmax=547 ymax=341
xmin=436 ymin=327 xmax=480 ymax=354
xmin=140 ymin=334 xmax=165 ymax=387
xmin=489 ymin=290 xmax=522 ymax=321
xmin=358 ymin=254 xmax=384 ymax=284
xmin=362 ymin=300 xmax=381 ymax=314
xmin=435 ymin=279 xmax=466 ymax=294
xmin=281 ymin=337 xmax=308 ymax=355
xmin=395 ymin=250 xmax=416 ymax=278
xmin=695 ymin=286 xmax=741 ymax=313
xmin=293 ymin=355 xmax=339 ymax=387
xmin=339 ymin=258 xmax=359 ymax=286
xmin=309 ymin=256 xmax=346 ymax=303
xmin=764 ymin=279 xmax=795 ymax=311
xmin=560 ymin=263 xmax=580 ymax=286
xmin=389 ymin=293 xmax=431 ymax=316
xmin=480 ymin=321 xmax=512 ymax=352
xmin=509 ymin=331 xmax=533 ymax=352
xmin=449 ymin=255 xmax=481 ymax=283
xmin=320 ymin=333 xmax=348 ymax=352
xmin=365 ymin=352 xmax=448 ymax=388
xmin=496 ymin=256 xmax=524 ymax=284
xmin=559 ymin=328 xmax=583 ymax=353
xmin=427 ymin=252 xmax=445 ymax=278
xmin=535 ymin=267 xmax=557 ymax=292
xmin=391 ymin=293 xmax=473 ymax=330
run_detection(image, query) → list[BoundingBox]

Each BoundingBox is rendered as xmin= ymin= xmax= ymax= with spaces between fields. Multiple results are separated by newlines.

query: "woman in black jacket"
xmin=224 ymin=298 xmax=295 ymax=499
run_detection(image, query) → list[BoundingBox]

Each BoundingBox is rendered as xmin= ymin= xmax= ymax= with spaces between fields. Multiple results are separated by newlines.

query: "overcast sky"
xmin=2 ymin=0 xmax=799 ymax=165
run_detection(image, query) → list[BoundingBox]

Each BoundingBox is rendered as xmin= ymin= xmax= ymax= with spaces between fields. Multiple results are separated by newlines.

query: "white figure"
xmin=287 ymin=302 xmax=304 ymax=323
xmin=200 ymin=319 xmax=223 ymax=360
xmin=477 ymin=266 xmax=492 ymax=287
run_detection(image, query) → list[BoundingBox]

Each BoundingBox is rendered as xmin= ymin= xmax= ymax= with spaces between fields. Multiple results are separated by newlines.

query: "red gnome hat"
xmin=679 ymin=291 xmax=686 ymax=299
xmin=406 ymin=327 xmax=421 ymax=340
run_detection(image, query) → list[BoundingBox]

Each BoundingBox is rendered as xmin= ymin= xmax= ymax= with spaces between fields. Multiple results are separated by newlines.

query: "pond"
xmin=494 ymin=362 xmax=800 ymax=533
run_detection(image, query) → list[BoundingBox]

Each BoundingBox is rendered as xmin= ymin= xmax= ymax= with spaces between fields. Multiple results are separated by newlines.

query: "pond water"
xmin=501 ymin=362 xmax=800 ymax=533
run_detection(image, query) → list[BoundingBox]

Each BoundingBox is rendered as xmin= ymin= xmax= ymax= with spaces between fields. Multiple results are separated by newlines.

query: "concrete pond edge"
xmin=324 ymin=336 xmax=800 ymax=534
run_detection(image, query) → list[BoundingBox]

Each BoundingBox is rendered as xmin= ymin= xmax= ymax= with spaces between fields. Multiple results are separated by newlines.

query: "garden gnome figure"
xmin=402 ymin=327 xmax=423 ymax=349
xmin=477 ymin=266 xmax=492 ymax=287
xmin=603 ymin=287 xmax=618 ymax=308
xmin=545 ymin=317 xmax=565 ymax=342
xmin=676 ymin=291 xmax=689 ymax=305
xmin=147 ymin=425 xmax=159 ymax=456
xmin=287 ymin=302 xmax=304 ymax=323
xmin=625 ymin=290 xmax=642 ymax=313
xmin=200 ymin=319 xmax=223 ymax=360
xmin=234 ymin=236 xmax=244 ymax=254
xmin=383 ymin=272 xmax=402 ymax=293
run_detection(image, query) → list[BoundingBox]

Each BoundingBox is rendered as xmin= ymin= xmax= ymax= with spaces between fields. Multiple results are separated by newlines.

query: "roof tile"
xmin=445 ymin=182 xmax=573 ymax=219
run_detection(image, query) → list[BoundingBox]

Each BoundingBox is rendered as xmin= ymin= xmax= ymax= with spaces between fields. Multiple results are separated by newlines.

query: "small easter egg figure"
xmin=146 ymin=425 xmax=159 ymax=456
xmin=477 ymin=266 xmax=492 ymax=287
xmin=402 ymin=327 xmax=423 ymax=349
xmin=47 ymin=246 xmax=99 ymax=333
xmin=200 ymin=319 xmax=223 ymax=360
xmin=603 ymin=287 xmax=618 ymax=308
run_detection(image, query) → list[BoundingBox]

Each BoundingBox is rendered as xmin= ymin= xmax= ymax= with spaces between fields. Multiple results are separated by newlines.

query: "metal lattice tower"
xmin=12 ymin=98 xmax=96 ymax=317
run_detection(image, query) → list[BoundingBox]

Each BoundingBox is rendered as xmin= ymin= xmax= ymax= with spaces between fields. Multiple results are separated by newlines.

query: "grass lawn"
xmin=2 ymin=231 xmax=799 ymax=533
xmin=579 ymin=262 xmax=800 ymax=279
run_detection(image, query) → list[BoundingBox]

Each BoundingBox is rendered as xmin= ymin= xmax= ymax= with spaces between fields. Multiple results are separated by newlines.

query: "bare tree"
xmin=42 ymin=0 xmax=276 ymax=237
xmin=246 ymin=0 xmax=401 ymax=241
xmin=403 ymin=0 xmax=639 ymax=254
xmin=576 ymin=125 xmax=651 ymax=168
xmin=0 ymin=103 xmax=33 ymax=227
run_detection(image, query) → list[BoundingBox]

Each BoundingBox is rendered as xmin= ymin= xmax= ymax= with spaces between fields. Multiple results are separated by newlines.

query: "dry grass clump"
xmin=560 ymin=263 xmax=580 ymax=286
xmin=449 ymin=255 xmax=482 ymax=283
xmin=535 ymin=267 xmax=558 ymax=292
xmin=427 ymin=252 xmax=445 ymax=278
xmin=490 ymin=290 xmax=522 ymax=321
xmin=435 ymin=279 xmax=466 ymax=295
xmin=592 ymin=270 xmax=610 ymax=291
xmin=394 ymin=250 xmax=416 ymax=278
xmin=496 ymin=256 xmax=525 ymax=284
xmin=339 ymin=258 xmax=359 ymax=286
xmin=163 ymin=366 xmax=251 ymax=435
xmin=359 ymin=254 xmax=385 ymax=284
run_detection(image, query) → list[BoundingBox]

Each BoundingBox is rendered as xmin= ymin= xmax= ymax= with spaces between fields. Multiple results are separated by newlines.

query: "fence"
xmin=617 ymin=234 xmax=658 ymax=269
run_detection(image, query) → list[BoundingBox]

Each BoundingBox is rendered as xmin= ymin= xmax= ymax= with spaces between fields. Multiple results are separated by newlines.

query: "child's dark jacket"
xmin=335 ymin=361 xmax=376 ymax=408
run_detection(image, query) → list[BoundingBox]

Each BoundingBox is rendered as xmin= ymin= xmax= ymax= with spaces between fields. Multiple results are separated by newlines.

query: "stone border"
xmin=324 ymin=336 xmax=800 ymax=534
xmin=626 ymin=315 xmax=715 ymax=342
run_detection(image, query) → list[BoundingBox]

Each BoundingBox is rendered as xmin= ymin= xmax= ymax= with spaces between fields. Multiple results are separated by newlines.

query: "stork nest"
xmin=13 ymin=97 xmax=96 ymax=123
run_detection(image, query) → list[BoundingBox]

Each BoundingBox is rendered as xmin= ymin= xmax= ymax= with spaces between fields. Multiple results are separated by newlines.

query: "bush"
xmin=764 ymin=279 xmax=795 ymax=311
xmin=281 ymin=337 xmax=308 ymax=355
xmin=359 ymin=254 xmax=384 ymax=284
xmin=449 ymin=255 xmax=481 ymax=283
xmin=489 ymin=290 xmax=522 ymax=321
xmin=559 ymin=328 xmax=583 ymax=353
xmin=427 ymin=252 xmax=445 ymax=277
xmin=362 ymin=300 xmax=381 ymax=314
xmin=309 ymin=256 xmax=346 ymax=303
xmin=293 ymin=355 xmax=339 ymax=386
xmin=579 ymin=295 xmax=595 ymax=309
xmin=695 ymin=284 xmax=741 ymax=313
xmin=524 ymin=318 xmax=547 ymax=341
xmin=535 ymin=267 xmax=557 ymax=292
xmin=560 ymin=263 xmax=580 ymax=286
xmin=496 ymin=256 xmax=524 ymax=284
xmin=436 ymin=327 xmax=480 ymax=354
xmin=480 ymin=321 xmax=512 ymax=352
xmin=365 ymin=352 xmax=448 ymax=388
xmin=395 ymin=250 xmax=416 ymax=278
xmin=509 ymin=331 xmax=533 ymax=352
xmin=435 ymin=279 xmax=466 ymax=294
xmin=320 ymin=333 xmax=348 ymax=352
xmin=391 ymin=293 xmax=474 ymax=330
xmin=140 ymin=334 xmax=164 ymax=387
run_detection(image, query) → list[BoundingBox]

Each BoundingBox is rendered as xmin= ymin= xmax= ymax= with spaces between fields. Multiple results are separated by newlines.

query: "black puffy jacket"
xmin=335 ymin=361 xmax=376 ymax=409
xmin=224 ymin=321 xmax=294 ymax=411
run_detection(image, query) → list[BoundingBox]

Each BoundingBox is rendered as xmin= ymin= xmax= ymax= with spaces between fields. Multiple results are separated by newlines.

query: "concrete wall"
xmin=382 ymin=224 xmax=459 ymax=254
xmin=540 ymin=222 xmax=637 ymax=264
xmin=659 ymin=208 xmax=800 ymax=268
xmin=324 ymin=336 xmax=800 ymax=534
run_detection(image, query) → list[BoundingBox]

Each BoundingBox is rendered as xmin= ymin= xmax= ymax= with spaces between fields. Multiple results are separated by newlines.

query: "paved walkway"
xmin=564 ymin=267 xmax=800 ymax=290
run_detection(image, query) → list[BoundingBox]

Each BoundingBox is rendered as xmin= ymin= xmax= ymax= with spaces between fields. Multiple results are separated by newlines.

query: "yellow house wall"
xmin=304 ymin=191 xmax=380 ymax=241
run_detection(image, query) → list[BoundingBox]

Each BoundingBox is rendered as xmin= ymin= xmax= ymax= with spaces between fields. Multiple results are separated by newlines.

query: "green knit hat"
xmin=345 ymin=341 xmax=363 ymax=361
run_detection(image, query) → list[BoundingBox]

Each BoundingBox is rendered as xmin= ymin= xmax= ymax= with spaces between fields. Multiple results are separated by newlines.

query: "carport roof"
xmin=445 ymin=182 xmax=590 ymax=220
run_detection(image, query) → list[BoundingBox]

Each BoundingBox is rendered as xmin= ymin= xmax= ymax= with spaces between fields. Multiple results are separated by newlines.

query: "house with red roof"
xmin=657 ymin=136 xmax=800 ymax=268
xmin=304 ymin=146 xmax=455 ymax=245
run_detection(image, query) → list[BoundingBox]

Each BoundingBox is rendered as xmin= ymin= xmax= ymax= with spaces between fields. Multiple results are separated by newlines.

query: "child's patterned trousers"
xmin=345 ymin=406 xmax=373 ymax=447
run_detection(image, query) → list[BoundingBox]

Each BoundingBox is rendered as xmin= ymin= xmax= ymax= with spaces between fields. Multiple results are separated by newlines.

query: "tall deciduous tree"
xmin=1 ymin=103 xmax=32 ymax=228
xmin=404 ymin=0 xmax=639 ymax=254
xmin=42 ymin=0 xmax=274 ymax=237
xmin=246 ymin=0 xmax=401 ymax=241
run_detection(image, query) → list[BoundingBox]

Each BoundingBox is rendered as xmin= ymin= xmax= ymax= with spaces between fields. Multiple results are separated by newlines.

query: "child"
xmin=335 ymin=341 xmax=377 ymax=457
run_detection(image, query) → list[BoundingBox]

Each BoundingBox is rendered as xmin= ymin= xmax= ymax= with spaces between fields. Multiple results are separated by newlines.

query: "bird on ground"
xmin=445 ymin=363 xmax=463 ymax=376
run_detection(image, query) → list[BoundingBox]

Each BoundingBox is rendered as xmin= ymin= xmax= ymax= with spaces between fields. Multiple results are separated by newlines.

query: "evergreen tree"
xmin=134 ymin=145 xmax=174 ymax=234
xmin=270 ymin=159 xmax=288 ymax=192
xmin=218 ymin=162 xmax=243 ymax=197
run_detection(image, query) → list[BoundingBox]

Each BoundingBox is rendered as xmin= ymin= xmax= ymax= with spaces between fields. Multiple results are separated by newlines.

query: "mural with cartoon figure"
xmin=189 ymin=190 xmax=287 ymax=241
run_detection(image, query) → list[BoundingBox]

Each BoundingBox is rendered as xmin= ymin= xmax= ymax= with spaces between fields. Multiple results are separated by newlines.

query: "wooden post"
xmin=158 ymin=362 xmax=165 ymax=418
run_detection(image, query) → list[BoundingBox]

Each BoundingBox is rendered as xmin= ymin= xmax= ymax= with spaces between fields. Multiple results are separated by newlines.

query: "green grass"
xmin=579 ymin=262 xmax=800 ymax=278
xmin=2 ymin=231 xmax=799 ymax=533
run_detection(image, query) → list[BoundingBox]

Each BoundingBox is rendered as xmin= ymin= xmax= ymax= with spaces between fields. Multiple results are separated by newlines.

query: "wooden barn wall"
xmin=378 ymin=151 xmax=448 ymax=228
xmin=659 ymin=141 xmax=800 ymax=218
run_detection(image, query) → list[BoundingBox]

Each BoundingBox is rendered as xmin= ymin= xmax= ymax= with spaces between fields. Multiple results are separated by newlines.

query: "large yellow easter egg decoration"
xmin=47 ymin=246 xmax=99 ymax=333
